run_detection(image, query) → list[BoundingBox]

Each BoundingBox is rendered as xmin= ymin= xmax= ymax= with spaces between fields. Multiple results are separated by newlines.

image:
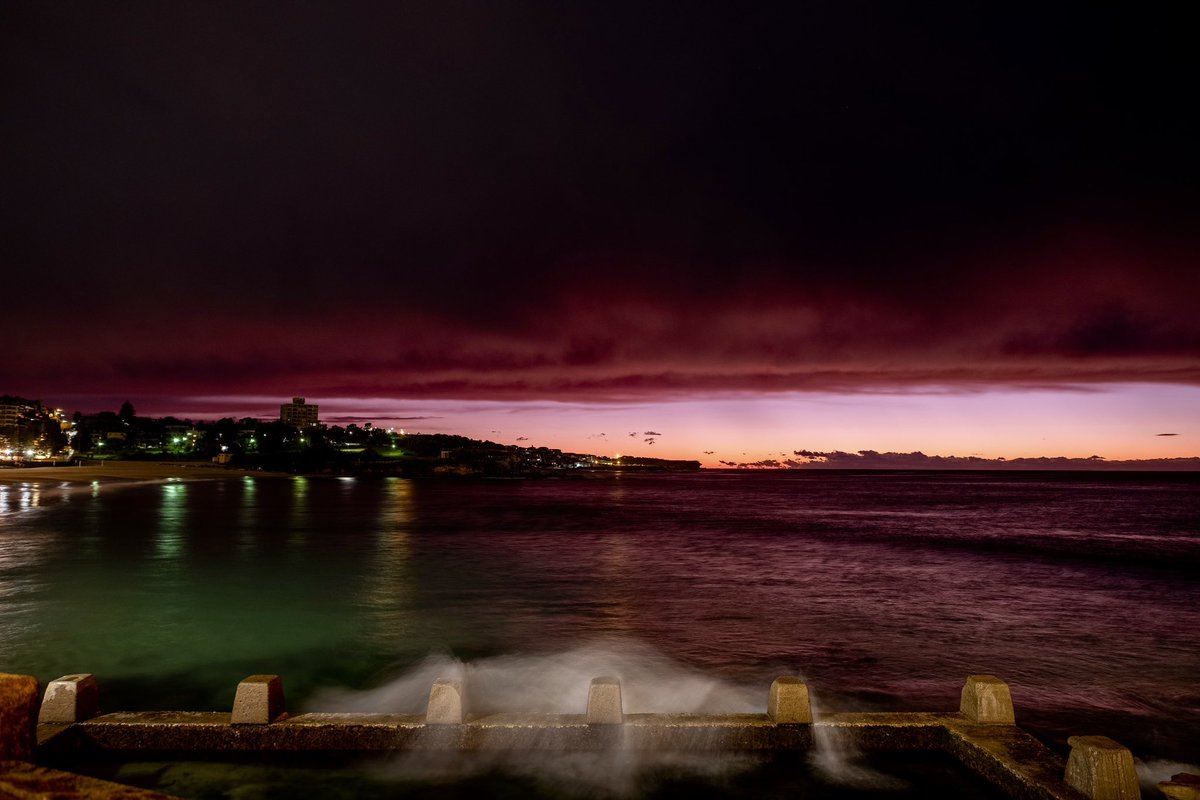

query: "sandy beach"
xmin=0 ymin=461 xmax=277 ymax=486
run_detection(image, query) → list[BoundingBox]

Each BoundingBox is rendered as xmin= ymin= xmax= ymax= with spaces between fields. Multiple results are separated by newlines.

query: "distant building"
xmin=0 ymin=405 xmax=20 ymax=428
xmin=280 ymin=397 xmax=319 ymax=428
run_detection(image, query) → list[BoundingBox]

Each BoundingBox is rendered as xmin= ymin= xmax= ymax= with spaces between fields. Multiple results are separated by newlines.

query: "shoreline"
xmin=0 ymin=461 xmax=288 ymax=486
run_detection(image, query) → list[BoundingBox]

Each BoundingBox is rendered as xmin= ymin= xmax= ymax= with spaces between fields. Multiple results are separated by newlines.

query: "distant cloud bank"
xmin=714 ymin=450 xmax=1200 ymax=471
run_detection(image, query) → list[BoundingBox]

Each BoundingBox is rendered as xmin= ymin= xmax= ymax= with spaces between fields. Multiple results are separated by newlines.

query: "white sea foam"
xmin=308 ymin=640 xmax=772 ymax=794
xmin=307 ymin=638 xmax=911 ymax=795
xmin=806 ymin=689 xmax=910 ymax=791
xmin=307 ymin=638 xmax=765 ymax=716
xmin=1137 ymin=759 xmax=1200 ymax=792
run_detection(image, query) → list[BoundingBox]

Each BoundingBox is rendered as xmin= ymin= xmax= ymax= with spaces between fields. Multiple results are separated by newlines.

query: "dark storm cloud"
xmin=1005 ymin=302 xmax=1200 ymax=358
xmin=2 ymin=2 xmax=1198 ymax=401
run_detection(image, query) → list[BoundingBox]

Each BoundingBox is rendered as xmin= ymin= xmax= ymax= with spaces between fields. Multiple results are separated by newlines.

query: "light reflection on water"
xmin=362 ymin=479 xmax=414 ymax=642
xmin=0 ymin=470 xmax=1197 ymax=763
xmin=156 ymin=481 xmax=186 ymax=560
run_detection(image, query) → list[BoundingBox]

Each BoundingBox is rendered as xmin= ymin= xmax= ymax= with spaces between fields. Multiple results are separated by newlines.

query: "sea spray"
xmin=307 ymin=640 xmax=918 ymax=794
xmin=306 ymin=638 xmax=769 ymax=796
xmin=307 ymin=638 xmax=765 ymax=716
xmin=808 ymin=689 xmax=909 ymax=790
xmin=307 ymin=650 xmax=466 ymax=714
xmin=1135 ymin=759 xmax=1200 ymax=794
xmin=377 ymin=736 xmax=762 ymax=798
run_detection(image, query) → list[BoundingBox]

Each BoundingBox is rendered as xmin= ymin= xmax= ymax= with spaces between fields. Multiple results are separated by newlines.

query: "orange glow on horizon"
xmin=142 ymin=384 xmax=1200 ymax=469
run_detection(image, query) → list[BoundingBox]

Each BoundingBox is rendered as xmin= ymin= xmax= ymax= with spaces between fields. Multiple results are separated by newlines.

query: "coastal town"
xmin=0 ymin=394 xmax=700 ymax=476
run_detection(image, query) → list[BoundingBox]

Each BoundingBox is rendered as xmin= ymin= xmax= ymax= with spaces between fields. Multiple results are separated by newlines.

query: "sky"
xmin=3 ymin=3 xmax=1198 ymax=467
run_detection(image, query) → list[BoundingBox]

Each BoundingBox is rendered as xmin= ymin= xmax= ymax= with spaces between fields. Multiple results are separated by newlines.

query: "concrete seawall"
xmin=2 ymin=672 xmax=1165 ymax=800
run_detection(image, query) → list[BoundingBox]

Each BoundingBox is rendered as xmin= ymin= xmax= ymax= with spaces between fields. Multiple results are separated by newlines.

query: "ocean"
xmin=2 ymin=470 xmax=1198 ymax=793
